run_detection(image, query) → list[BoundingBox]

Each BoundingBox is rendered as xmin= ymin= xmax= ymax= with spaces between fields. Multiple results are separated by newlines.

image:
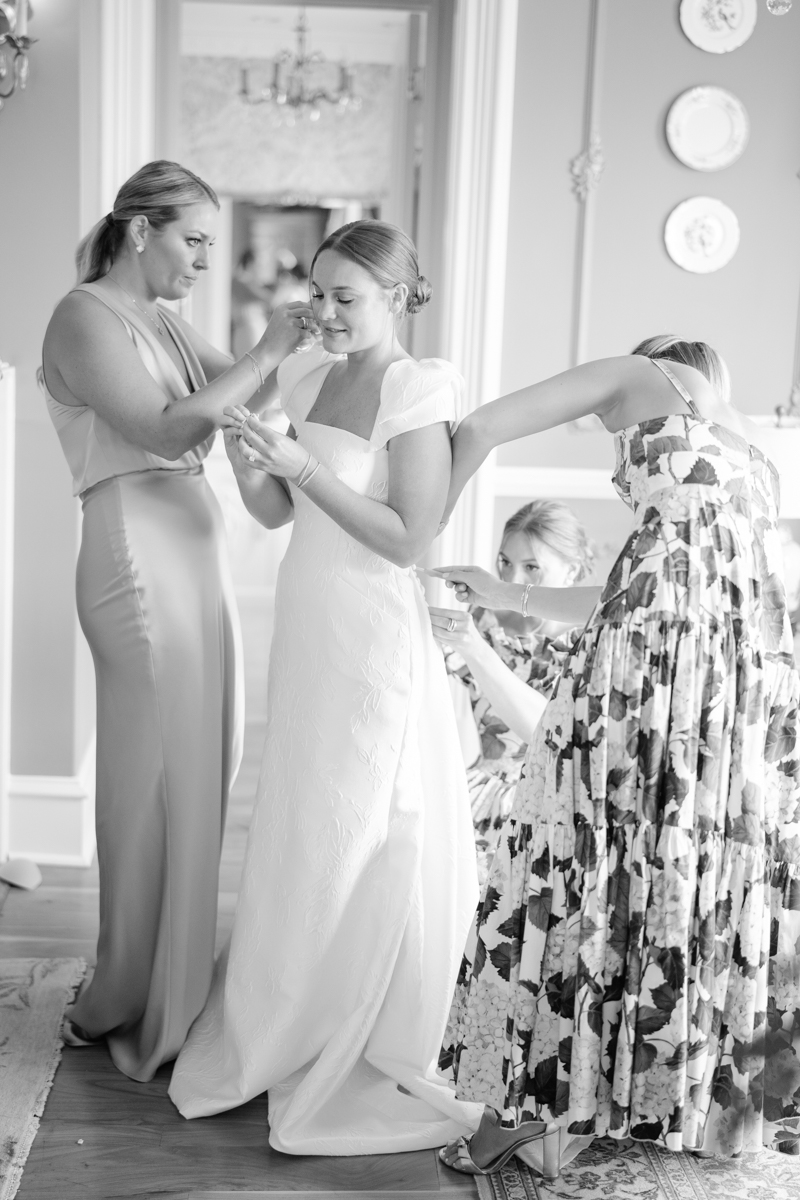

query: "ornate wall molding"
xmin=571 ymin=0 xmax=606 ymax=370
xmin=79 ymin=0 xmax=157 ymax=233
xmin=0 ymin=364 xmax=15 ymax=863
xmin=434 ymin=0 xmax=519 ymax=571
xmin=570 ymin=130 xmax=605 ymax=202
xmin=8 ymin=737 xmax=97 ymax=866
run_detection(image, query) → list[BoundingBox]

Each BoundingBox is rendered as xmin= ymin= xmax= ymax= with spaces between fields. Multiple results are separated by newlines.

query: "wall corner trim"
xmin=434 ymin=0 xmax=519 ymax=570
xmin=8 ymin=737 xmax=96 ymax=867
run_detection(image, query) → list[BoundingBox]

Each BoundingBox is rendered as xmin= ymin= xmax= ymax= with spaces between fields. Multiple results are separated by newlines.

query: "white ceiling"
xmin=182 ymin=3 xmax=412 ymax=64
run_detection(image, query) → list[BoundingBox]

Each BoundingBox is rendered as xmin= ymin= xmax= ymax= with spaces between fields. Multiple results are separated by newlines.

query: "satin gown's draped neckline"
xmin=169 ymin=345 xmax=484 ymax=1153
xmin=44 ymin=282 xmax=244 ymax=1082
xmin=446 ymin=359 xmax=800 ymax=1159
xmin=84 ymin=282 xmax=202 ymax=392
xmin=44 ymin=282 xmax=213 ymax=498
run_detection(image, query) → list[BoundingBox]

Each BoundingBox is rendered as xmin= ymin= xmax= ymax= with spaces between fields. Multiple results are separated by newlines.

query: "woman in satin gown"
xmin=169 ymin=221 xmax=483 ymax=1154
xmin=434 ymin=337 xmax=800 ymax=1178
xmin=42 ymin=160 xmax=314 ymax=1082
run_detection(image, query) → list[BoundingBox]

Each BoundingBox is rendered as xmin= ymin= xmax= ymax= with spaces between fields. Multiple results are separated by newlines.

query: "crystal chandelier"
xmin=0 ymin=0 xmax=34 ymax=113
xmin=239 ymin=7 xmax=361 ymax=124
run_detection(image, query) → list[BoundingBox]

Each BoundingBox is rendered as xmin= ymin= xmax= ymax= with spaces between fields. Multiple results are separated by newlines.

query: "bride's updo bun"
xmin=311 ymin=220 xmax=431 ymax=317
xmin=407 ymin=274 xmax=432 ymax=316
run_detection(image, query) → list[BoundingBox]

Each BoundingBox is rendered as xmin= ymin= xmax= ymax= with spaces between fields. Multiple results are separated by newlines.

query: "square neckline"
xmin=298 ymin=355 xmax=406 ymax=447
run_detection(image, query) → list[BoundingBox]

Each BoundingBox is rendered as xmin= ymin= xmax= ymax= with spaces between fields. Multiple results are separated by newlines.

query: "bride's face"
xmin=310 ymin=250 xmax=397 ymax=354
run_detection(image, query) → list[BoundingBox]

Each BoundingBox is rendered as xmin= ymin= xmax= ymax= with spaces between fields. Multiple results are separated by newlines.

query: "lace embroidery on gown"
xmin=169 ymin=346 xmax=484 ymax=1153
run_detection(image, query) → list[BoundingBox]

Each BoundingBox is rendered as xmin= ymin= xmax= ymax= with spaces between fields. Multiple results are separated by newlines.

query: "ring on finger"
xmin=447 ymin=617 xmax=457 ymax=632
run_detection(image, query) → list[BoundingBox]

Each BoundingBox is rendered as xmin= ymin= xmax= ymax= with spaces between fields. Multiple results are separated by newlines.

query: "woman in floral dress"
xmin=429 ymin=501 xmax=593 ymax=885
xmin=434 ymin=336 xmax=800 ymax=1177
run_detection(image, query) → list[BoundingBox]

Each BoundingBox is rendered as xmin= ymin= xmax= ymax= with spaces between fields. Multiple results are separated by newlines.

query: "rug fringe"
xmin=1 ymin=958 xmax=87 ymax=1200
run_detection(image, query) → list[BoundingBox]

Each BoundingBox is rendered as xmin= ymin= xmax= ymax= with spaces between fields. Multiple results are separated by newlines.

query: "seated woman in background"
xmin=429 ymin=501 xmax=594 ymax=884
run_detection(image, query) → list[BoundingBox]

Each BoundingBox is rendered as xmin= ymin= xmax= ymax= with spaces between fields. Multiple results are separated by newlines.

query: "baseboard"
xmin=7 ymin=738 xmax=96 ymax=867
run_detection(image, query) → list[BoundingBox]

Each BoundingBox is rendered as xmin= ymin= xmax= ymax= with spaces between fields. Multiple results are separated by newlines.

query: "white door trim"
xmin=79 ymin=0 xmax=157 ymax=233
xmin=0 ymin=364 xmax=15 ymax=863
xmin=435 ymin=0 xmax=519 ymax=571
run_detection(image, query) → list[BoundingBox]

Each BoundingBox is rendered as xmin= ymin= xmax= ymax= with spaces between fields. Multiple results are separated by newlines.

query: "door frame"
xmin=79 ymin=0 xmax=519 ymax=568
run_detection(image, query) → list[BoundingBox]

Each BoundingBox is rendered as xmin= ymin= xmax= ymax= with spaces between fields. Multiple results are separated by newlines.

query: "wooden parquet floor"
xmin=0 ymin=724 xmax=476 ymax=1200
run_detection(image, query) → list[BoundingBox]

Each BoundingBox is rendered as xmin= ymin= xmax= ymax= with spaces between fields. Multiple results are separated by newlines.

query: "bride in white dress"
xmin=169 ymin=221 xmax=483 ymax=1154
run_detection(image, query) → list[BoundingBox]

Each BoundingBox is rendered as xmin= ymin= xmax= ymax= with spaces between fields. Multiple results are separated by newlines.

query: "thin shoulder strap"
xmin=650 ymin=357 xmax=700 ymax=416
xmin=72 ymin=283 xmax=135 ymax=337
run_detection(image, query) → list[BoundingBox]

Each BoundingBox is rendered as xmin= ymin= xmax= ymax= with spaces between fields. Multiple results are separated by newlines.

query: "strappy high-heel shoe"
xmin=439 ymin=1111 xmax=559 ymax=1177
xmin=516 ymin=1124 xmax=562 ymax=1181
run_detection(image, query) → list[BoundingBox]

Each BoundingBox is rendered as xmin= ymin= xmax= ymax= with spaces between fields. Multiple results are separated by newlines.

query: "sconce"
xmin=0 ymin=1 xmax=34 ymax=113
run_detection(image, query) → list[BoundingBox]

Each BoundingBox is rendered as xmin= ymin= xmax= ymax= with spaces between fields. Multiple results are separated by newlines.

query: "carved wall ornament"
xmin=570 ymin=132 xmax=605 ymax=201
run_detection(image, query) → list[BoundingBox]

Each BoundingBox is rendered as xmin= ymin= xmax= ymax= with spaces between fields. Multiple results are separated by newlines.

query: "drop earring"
xmin=136 ymin=245 xmax=144 ymax=254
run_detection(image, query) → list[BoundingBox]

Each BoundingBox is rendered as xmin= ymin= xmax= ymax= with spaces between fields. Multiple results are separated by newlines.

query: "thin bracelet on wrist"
xmin=297 ymin=459 xmax=321 ymax=490
xmin=521 ymin=583 xmax=533 ymax=618
xmin=244 ymin=351 xmax=264 ymax=389
xmin=294 ymin=452 xmax=315 ymax=489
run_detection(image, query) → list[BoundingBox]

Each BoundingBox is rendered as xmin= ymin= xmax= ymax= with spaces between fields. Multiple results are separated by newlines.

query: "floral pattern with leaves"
xmin=446 ymin=610 xmax=580 ymax=885
xmin=443 ymin=415 xmax=800 ymax=1158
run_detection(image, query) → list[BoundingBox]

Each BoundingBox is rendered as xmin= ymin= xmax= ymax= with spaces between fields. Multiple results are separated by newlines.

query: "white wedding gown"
xmin=169 ymin=347 xmax=483 ymax=1154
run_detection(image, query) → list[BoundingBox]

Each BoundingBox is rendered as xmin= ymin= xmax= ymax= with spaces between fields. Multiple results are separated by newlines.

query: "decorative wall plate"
xmin=666 ymin=87 xmax=749 ymax=171
xmin=664 ymin=197 xmax=740 ymax=273
xmin=679 ymin=0 xmax=757 ymax=52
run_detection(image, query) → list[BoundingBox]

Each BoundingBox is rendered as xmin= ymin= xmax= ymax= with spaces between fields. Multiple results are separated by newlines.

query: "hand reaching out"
xmin=425 ymin=565 xmax=512 ymax=610
xmin=427 ymin=606 xmax=483 ymax=654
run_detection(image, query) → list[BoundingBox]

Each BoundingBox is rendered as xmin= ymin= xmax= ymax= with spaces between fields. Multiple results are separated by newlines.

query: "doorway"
xmin=167 ymin=0 xmax=439 ymax=722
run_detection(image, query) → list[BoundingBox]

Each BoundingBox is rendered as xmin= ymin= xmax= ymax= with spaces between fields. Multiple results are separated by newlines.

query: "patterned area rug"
xmin=476 ymin=1137 xmax=800 ymax=1200
xmin=0 ymin=958 xmax=86 ymax=1200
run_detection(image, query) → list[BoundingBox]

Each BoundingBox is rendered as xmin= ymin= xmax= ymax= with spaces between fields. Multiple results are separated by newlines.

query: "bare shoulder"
xmin=45 ymin=288 xmax=125 ymax=352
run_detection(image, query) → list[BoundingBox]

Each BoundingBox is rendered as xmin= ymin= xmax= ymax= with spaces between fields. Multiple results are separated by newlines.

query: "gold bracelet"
xmin=244 ymin=351 xmax=264 ymax=389
xmin=521 ymin=583 xmax=533 ymax=618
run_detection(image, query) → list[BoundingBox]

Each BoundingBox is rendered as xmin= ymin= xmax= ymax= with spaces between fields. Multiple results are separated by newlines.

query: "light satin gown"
xmin=169 ymin=346 xmax=483 ymax=1154
xmin=45 ymin=281 xmax=243 ymax=1082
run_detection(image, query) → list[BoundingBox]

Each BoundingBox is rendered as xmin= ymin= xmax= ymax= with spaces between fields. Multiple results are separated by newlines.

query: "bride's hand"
xmin=238 ymin=412 xmax=310 ymax=480
xmin=222 ymin=406 xmax=255 ymax=474
xmin=426 ymin=565 xmax=509 ymax=610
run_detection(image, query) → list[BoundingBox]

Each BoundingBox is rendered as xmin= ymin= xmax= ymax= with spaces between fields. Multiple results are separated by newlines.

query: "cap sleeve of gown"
xmin=277 ymin=345 xmax=341 ymax=426
xmin=370 ymin=358 xmax=464 ymax=450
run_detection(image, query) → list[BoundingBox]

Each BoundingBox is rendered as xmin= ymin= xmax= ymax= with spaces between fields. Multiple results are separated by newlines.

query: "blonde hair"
xmin=76 ymin=160 xmax=219 ymax=284
xmin=501 ymin=500 xmax=595 ymax=582
xmin=632 ymin=334 xmax=731 ymax=402
xmin=311 ymin=220 xmax=432 ymax=316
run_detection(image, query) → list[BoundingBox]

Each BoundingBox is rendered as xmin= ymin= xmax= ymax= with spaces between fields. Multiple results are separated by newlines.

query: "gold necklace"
xmin=108 ymin=276 xmax=166 ymax=337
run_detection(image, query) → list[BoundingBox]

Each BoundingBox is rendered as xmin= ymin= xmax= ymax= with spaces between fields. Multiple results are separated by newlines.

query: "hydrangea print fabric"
xmin=444 ymin=413 xmax=800 ymax=1157
xmin=446 ymin=611 xmax=580 ymax=886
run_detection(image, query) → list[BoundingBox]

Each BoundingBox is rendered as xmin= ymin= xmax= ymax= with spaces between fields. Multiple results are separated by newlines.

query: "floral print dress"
xmin=444 ymin=360 xmax=800 ymax=1158
xmin=446 ymin=612 xmax=579 ymax=886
